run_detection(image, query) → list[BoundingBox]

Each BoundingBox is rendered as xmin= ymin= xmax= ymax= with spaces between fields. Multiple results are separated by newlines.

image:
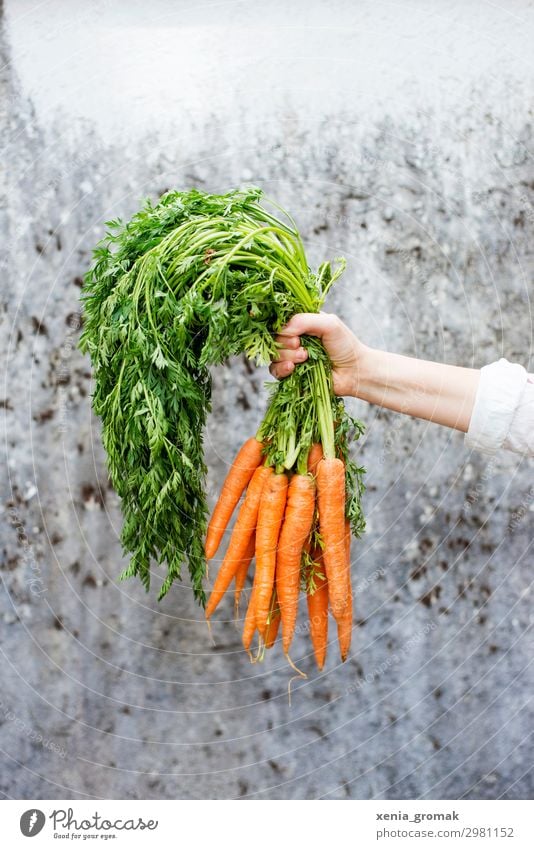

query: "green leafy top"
xmin=79 ymin=187 xmax=364 ymax=604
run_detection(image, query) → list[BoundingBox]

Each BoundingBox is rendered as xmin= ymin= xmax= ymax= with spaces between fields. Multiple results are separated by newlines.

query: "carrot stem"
xmin=314 ymin=361 xmax=336 ymax=460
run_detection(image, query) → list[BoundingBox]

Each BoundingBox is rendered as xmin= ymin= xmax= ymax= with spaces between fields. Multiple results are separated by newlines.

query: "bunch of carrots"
xmin=81 ymin=187 xmax=365 ymax=613
xmin=205 ymin=437 xmax=353 ymax=669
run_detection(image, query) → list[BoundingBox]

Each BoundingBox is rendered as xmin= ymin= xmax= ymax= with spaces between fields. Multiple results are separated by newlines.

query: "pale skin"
xmin=270 ymin=313 xmax=481 ymax=433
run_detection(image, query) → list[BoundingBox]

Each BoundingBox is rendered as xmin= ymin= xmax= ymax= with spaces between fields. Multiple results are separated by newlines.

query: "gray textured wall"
xmin=1 ymin=0 xmax=534 ymax=800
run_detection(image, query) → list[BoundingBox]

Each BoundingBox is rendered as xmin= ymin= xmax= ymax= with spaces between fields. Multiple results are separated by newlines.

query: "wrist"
xmin=351 ymin=344 xmax=382 ymax=399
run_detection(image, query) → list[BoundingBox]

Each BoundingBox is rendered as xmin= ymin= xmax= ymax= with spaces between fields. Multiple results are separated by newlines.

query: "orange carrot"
xmin=337 ymin=520 xmax=353 ymax=662
xmin=242 ymin=585 xmax=257 ymax=653
xmin=254 ymin=472 xmax=288 ymax=637
xmin=316 ymin=457 xmax=348 ymax=623
xmin=205 ymin=437 xmax=264 ymax=559
xmin=307 ymin=548 xmax=329 ymax=670
xmin=307 ymin=442 xmax=323 ymax=477
xmin=205 ymin=465 xmax=272 ymax=619
xmin=234 ymin=532 xmax=256 ymax=612
xmin=264 ymin=592 xmax=281 ymax=649
xmin=276 ymin=473 xmax=316 ymax=654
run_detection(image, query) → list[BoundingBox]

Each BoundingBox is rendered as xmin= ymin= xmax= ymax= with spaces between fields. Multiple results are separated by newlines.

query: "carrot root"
xmin=307 ymin=543 xmax=329 ymax=669
xmin=206 ymin=465 xmax=271 ymax=619
xmin=337 ymin=519 xmax=353 ymax=661
xmin=254 ymin=472 xmax=289 ymax=637
xmin=264 ymin=591 xmax=281 ymax=649
xmin=316 ymin=457 xmax=348 ymax=624
xmin=276 ymin=473 xmax=316 ymax=655
xmin=205 ymin=437 xmax=264 ymax=560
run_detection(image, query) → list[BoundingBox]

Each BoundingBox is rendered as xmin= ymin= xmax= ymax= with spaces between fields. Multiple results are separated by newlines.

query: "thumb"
xmin=280 ymin=312 xmax=335 ymax=339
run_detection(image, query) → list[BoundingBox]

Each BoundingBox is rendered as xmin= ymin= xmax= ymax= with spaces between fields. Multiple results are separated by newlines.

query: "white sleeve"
xmin=465 ymin=358 xmax=534 ymax=457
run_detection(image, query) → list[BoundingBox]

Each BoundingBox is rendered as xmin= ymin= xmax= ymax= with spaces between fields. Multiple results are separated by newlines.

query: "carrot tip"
xmin=284 ymin=652 xmax=307 ymax=680
xmin=205 ymin=618 xmax=216 ymax=646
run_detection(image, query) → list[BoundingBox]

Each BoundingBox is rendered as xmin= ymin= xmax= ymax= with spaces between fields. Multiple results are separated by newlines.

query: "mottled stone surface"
xmin=1 ymin=0 xmax=533 ymax=800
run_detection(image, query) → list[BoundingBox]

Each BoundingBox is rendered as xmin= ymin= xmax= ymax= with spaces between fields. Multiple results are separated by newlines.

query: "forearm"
xmin=353 ymin=346 xmax=480 ymax=432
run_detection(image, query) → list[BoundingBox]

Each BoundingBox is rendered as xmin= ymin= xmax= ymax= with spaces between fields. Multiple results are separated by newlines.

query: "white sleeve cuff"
xmin=465 ymin=358 xmax=528 ymax=455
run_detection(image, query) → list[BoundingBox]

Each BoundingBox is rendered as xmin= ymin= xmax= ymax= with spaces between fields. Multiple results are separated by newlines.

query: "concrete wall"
xmin=1 ymin=0 xmax=533 ymax=799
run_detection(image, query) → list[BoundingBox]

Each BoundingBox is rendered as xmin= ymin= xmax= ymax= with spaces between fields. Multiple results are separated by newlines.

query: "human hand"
xmin=269 ymin=312 xmax=366 ymax=396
